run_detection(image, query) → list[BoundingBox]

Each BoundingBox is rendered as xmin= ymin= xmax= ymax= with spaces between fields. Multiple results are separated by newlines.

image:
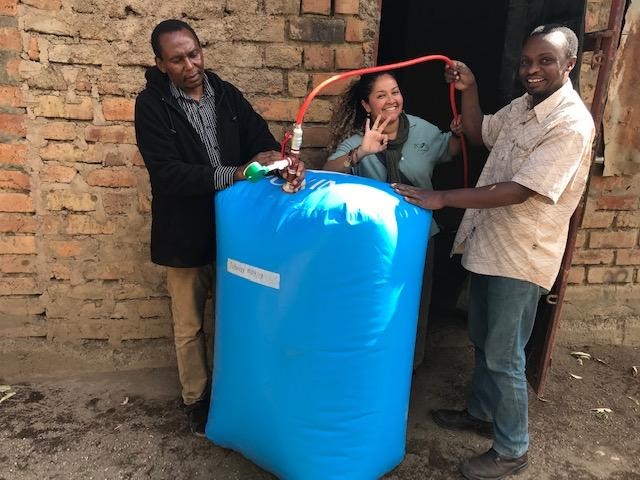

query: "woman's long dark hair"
xmin=329 ymin=71 xmax=398 ymax=150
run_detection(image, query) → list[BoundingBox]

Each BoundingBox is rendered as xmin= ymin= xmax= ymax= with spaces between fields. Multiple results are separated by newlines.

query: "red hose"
xmin=290 ymin=54 xmax=469 ymax=188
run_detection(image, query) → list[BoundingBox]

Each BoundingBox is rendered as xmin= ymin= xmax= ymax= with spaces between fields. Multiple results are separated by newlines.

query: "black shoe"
xmin=184 ymin=399 xmax=209 ymax=438
xmin=431 ymin=408 xmax=494 ymax=438
xmin=460 ymin=448 xmax=528 ymax=479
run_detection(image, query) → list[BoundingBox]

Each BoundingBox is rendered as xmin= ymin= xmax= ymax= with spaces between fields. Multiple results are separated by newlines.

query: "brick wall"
xmin=560 ymin=0 xmax=640 ymax=345
xmin=0 ymin=0 xmax=379 ymax=343
xmin=1 ymin=0 xmax=638 ymax=348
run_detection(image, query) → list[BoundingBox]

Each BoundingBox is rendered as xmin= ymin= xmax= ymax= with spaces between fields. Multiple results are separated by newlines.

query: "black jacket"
xmin=134 ymin=68 xmax=280 ymax=267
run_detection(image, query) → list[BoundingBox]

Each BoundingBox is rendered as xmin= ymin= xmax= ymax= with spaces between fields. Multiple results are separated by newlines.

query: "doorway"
xmin=377 ymin=1 xmax=510 ymax=318
xmin=377 ymin=0 xmax=591 ymax=393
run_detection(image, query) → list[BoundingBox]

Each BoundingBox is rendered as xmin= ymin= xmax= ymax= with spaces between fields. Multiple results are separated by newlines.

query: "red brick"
xmin=0 ymin=0 xmax=18 ymax=16
xmin=40 ymin=214 xmax=61 ymax=234
xmin=0 ymin=213 xmax=37 ymax=233
xmin=265 ymin=0 xmax=299 ymax=14
xmin=0 ymin=193 xmax=33 ymax=212
xmin=49 ymin=261 xmax=71 ymax=280
xmin=302 ymin=0 xmax=330 ymax=15
xmin=616 ymin=249 xmax=640 ymax=266
xmin=46 ymin=239 xmax=83 ymax=257
xmin=0 ymin=277 xmax=40 ymax=295
xmin=40 ymin=165 xmax=77 ymax=183
xmin=335 ymin=44 xmax=364 ymax=69
xmin=572 ymin=249 xmax=614 ymax=265
xmin=587 ymin=266 xmax=635 ymax=284
xmin=305 ymin=98 xmax=332 ymax=122
xmin=102 ymin=193 xmax=135 ymax=214
xmin=617 ymin=212 xmax=640 ymax=228
xmin=84 ymin=262 xmax=134 ymax=280
xmin=289 ymin=18 xmax=344 ymax=42
xmin=33 ymin=96 xmax=93 ymax=120
xmin=0 ymin=235 xmax=36 ymax=254
xmin=334 ymin=0 xmax=359 ymax=14
xmin=345 ymin=17 xmax=365 ymax=42
xmin=287 ymin=72 xmax=309 ymax=97
xmin=138 ymin=192 xmax=151 ymax=213
xmin=299 ymin=125 xmax=332 ymax=148
xmin=596 ymin=195 xmax=638 ymax=210
xmin=311 ymin=73 xmax=353 ymax=96
xmin=84 ymin=125 xmax=136 ymax=144
xmin=0 ymin=254 xmax=36 ymax=273
xmin=589 ymin=230 xmax=637 ymax=249
xmin=304 ymin=46 xmax=334 ymax=70
xmin=0 ymin=112 xmax=26 ymax=138
xmin=136 ymin=298 xmax=171 ymax=318
xmin=66 ymin=214 xmax=116 ymax=235
xmin=253 ymin=98 xmax=301 ymax=121
xmin=102 ymin=98 xmax=135 ymax=122
xmin=589 ymin=174 xmax=634 ymax=192
xmin=23 ymin=0 xmax=62 ymax=10
xmin=42 ymin=121 xmax=77 ymax=140
xmin=95 ymin=144 xmax=140 ymax=167
xmin=575 ymin=230 xmax=587 ymax=248
xmin=0 ymin=85 xmax=23 ymax=108
xmin=567 ymin=266 xmax=585 ymax=284
xmin=86 ymin=168 xmax=137 ymax=188
xmin=46 ymin=191 xmax=97 ymax=211
xmin=0 ymin=28 xmax=21 ymax=51
xmin=27 ymin=36 xmax=39 ymax=61
xmin=580 ymin=210 xmax=615 ymax=229
xmin=0 ymin=143 xmax=27 ymax=166
xmin=0 ymin=170 xmax=29 ymax=190
xmin=5 ymin=58 xmax=20 ymax=82
xmin=39 ymin=143 xmax=97 ymax=164
xmin=132 ymin=150 xmax=145 ymax=167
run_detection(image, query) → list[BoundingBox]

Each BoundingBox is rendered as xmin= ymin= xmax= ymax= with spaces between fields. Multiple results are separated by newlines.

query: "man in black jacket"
xmin=135 ymin=19 xmax=304 ymax=437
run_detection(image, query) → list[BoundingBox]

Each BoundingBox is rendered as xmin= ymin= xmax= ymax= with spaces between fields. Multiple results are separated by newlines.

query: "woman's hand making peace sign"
xmin=359 ymin=114 xmax=391 ymax=158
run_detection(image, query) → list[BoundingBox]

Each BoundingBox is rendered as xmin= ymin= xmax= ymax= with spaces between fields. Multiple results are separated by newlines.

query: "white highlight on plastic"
xmin=227 ymin=258 xmax=280 ymax=290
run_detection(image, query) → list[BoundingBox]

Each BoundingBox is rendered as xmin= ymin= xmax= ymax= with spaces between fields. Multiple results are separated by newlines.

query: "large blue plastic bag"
xmin=206 ymin=170 xmax=431 ymax=479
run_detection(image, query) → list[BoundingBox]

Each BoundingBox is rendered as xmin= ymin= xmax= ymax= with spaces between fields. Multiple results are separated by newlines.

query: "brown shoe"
xmin=460 ymin=448 xmax=528 ymax=479
xmin=431 ymin=408 xmax=494 ymax=438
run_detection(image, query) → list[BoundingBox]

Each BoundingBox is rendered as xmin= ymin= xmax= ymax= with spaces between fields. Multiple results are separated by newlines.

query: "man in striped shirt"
xmin=135 ymin=19 xmax=305 ymax=437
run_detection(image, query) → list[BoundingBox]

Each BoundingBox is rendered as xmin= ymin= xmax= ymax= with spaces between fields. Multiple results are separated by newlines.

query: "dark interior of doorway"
xmin=377 ymin=0 xmax=510 ymax=318
xmin=377 ymin=0 xmax=589 ymax=392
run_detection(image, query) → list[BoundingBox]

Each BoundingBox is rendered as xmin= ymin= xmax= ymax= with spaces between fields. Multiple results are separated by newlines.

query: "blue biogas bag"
xmin=206 ymin=170 xmax=431 ymax=480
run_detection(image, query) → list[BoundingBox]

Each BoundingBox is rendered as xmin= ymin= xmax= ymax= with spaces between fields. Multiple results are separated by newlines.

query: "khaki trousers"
xmin=166 ymin=264 xmax=215 ymax=406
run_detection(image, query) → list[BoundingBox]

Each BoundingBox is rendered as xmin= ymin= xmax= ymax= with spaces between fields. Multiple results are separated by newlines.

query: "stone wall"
xmin=0 ymin=0 xmax=379 ymax=343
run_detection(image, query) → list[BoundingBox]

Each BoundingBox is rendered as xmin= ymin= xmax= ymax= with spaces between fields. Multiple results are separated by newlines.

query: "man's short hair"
xmin=529 ymin=24 xmax=579 ymax=59
xmin=151 ymin=19 xmax=201 ymax=59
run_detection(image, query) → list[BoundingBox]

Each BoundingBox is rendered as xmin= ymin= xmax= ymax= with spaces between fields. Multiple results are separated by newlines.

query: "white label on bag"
xmin=227 ymin=258 xmax=280 ymax=290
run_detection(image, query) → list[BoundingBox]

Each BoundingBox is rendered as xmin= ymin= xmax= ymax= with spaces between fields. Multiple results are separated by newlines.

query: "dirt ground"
xmin=1 ymin=317 xmax=639 ymax=480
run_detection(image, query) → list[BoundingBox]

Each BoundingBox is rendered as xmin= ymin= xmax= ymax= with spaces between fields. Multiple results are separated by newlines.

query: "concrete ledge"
xmin=557 ymin=284 xmax=640 ymax=346
xmin=0 ymin=337 xmax=176 ymax=382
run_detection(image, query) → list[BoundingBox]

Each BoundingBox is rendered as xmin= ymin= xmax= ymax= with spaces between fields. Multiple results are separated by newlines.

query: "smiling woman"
xmin=322 ymin=70 xmax=463 ymax=369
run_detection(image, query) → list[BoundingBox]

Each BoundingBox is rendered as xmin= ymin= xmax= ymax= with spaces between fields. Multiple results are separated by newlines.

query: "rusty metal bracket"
xmin=590 ymin=51 xmax=605 ymax=69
